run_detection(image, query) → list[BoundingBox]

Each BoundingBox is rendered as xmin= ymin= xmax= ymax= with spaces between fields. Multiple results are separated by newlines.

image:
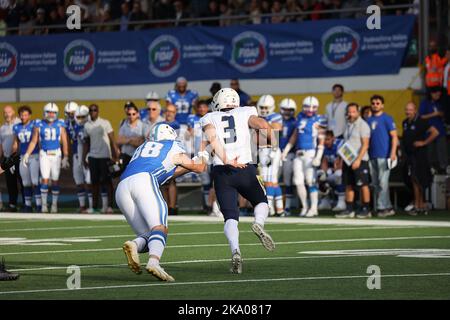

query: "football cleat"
xmin=146 ymin=263 xmax=175 ymax=282
xmin=230 ymin=250 xmax=242 ymax=274
xmin=305 ymin=208 xmax=318 ymax=217
xmin=332 ymin=199 xmax=346 ymax=212
xmin=122 ymin=241 xmax=142 ymax=274
xmin=299 ymin=207 xmax=308 ymax=217
xmin=0 ymin=258 xmax=19 ymax=281
xmin=41 ymin=205 xmax=48 ymax=213
xmin=251 ymin=223 xmax=275 ymax=251
xmin=50 ymin=204 xmax=58 ymax=213
xmin=335 ymin=210 xmax=355 ymax=219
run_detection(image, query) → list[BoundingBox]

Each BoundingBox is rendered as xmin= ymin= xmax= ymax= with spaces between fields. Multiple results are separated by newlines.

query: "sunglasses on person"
xmin=148 ymin=107 xmax=158 ymax=111
xmin=89 ymin=108 xmax=98 ymax=112
xmin=127 ymin=112 xmax=137 ymax=116
xmin=371 ymin=101 xmax=382 ymax=106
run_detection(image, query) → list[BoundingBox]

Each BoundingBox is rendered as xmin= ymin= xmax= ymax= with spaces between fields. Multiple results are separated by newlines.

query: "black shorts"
xmin=342 ymin=160 xmax=370 ymax=187
xmin=211 ymin=164 xmax=267 ymax=222
xmin=88 ymin=157 xmax=112 ymax=184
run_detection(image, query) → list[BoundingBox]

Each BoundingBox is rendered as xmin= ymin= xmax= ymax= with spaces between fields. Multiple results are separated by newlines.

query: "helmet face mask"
xmin=151 ymin=123 xmax=177 ymax=141
xmin=279 ymin=98 xmax=297 ymax=120
xmin=64 ymin=101 xmax=78 ymax=119
xmin=212 ymin=88 xmax=240 ymax=112
xmin=257 ymin=95 xmax=275 ymax=117
xmin=302 ymin=96 xmax=319 ymax=117
xmin=44 ymin=103 xmax=59 ymax=122
xmin=75 ymin=105 xmax=89 ymax=125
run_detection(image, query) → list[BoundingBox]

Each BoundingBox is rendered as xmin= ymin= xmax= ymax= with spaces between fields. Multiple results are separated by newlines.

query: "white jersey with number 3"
xmin=200 ymin=107 xmax=257 ymax=166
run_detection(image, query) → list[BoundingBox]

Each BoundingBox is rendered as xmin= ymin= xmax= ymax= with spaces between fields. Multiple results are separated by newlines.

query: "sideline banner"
xmin=0 ymin=15 xmax=415 ymax=88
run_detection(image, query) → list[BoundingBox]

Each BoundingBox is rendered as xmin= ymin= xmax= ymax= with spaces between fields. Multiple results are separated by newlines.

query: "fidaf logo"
xmin=322 ymin=26 xmax=360 ymax=71
xmin=63 ymin=39 xmax=95 ymax=81
xmin=230 ymin=31 xmax=267 ymax=73
xmin=149 ymin=35 xmax=181 ymax=77
xmin=0 ymin=42 xmax=18 ymax=83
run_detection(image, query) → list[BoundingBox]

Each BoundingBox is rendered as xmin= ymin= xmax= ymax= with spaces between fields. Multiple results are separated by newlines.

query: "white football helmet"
xmin=43 ymin=102 xmax=59 ymax=122
xmin=302 ymin=96 xmax=319 ymax=117
xmin=211 ymin=88 xmax=240 ymax=112
xmin=64 ymin=101 xmax=78 ymax=116
xmin=145 ymin=90 xmax=159 ymax=101
xmin=151 ymin=123 xmax=177 ymax=141
xmin=279 ymin=98 xmax=297 ymax=119
xmin=256 ymin=94 xmax=275 ymax=117
xmin=75 ymin=105 xmax=89 ymax=125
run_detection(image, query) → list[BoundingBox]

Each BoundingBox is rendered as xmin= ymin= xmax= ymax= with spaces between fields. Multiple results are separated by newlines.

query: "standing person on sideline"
xmin=23 ymin=103 xmax=70 ymax=213
xmin=206 ymin=82 xmax=222 ymax=106
xmin=117 ymin=102 xmax=146 ymax=169
xmin=335 ymin=103 xmax=371 ymax=219
xmin=118 ymin=123 xmax=207 ymax=281
xmin=139 ymin=90 xmax=160 ymax=120
xmin=367 ymin=95 xmax=398 ymax=217
xmin=325 ymin=84 xmax=348 ymax=138
xmin=402 ymin=102 xmax=439 ymax=216
xmin=143 ymin=100 xmax=164 ymax=141
xmin=82 ymin=104 xmax=121 ymax=214
xmin=424 ymin=40 xmax=448 ymax=92
xmin=12 ymin=106 xmax=42 ymax=212
xmin=200 ymin=88 xmax=276 ymax=274
xmin=443 ymin=47 xmax=450 ymax=124
xmin=418 ymin=86 xmax=448 ymax=173
xmin=230 ymin=79 xmax=252 ymax=106
xmin=0 ymin=106 xmax=21 ymax=212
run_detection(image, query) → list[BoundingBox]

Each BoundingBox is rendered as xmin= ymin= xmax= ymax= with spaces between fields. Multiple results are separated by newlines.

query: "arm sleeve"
xmin=361 ymin=121 xmax=371 ymax=138
xmin=199 ymin=113 xmax=212 ymax=128
xmin=105 ymin=120 xmax=113 ymax=134
xmin=387 ymin=115 xmax=396 ymax=132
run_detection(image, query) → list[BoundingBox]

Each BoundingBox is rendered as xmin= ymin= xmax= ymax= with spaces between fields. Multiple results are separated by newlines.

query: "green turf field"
xmin=1 ymin=214 xmax=450 ymax=300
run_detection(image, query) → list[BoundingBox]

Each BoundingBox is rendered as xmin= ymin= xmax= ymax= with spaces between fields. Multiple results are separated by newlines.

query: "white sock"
xmin=148 ymin=240 xmax=165 ymax=262
xmin=296 ymin=184 xmax=308 ymax=210
xmin=101 ymin=193 xmax=108 ymax=210
xmin=275 ymin=196 xmax=284 ymax=213
xmin=310 ymin=190 xmax=318 ymax=211
xmin=35 ymin=194 xmax=42 ymax=207
xmin=52 ymin=191 xmax=59 ymax=207
xmin=267 ymin=196 xmax=275 ymax=216
xmin=88 ymin=192 xmax=93 ymax=209
xmin=78 ymin=191 xmax=86 ymax=207
xmin=133 ymin=237 xmax=148 ymax=253
xmin=41 ymin=187 xmax=48 ymax=208
xmin=224 ymin=219 xmax=240 ymax=254
xmin=254 ymin=202 xmax=269 ymax=227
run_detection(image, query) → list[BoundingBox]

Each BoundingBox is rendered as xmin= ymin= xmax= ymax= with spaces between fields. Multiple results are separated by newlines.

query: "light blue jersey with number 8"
xmin=120 ymin=140 xmax=186 ymax=185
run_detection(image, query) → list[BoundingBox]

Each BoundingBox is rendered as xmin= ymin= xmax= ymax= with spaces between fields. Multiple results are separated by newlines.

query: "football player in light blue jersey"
xmin=256 ymin=94 xmax=285 ymax=217
xmin=317 ymin=130 xmax=346 ymax=212
xmin=279 ymin=98 xmax=298 ymax=214
xmin=23 ymin=103 xmax=70 ymax=213
xmin=282 ymin=96 xmax=327 ymax=217
xmin=12 ymin=106 xmax=41 ymax=212
xmin=187 ymin=100 xmax=212 ymax=211
xmin=117 ymin=123 xmax=207 ymax=282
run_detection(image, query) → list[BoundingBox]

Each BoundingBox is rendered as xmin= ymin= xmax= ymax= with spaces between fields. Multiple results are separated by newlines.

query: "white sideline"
xmin=1 ymin=213 xmax=450 ymax=227
xmin=0 ymin=272 xmax=449 ymax=296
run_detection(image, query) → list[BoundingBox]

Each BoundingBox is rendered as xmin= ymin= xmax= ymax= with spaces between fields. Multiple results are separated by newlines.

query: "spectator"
xmin=285 ymin=0 xmax=303 ymax=22
xmin=248 ymin=0 xmax=261 ymax=24
xmin=339 ymin=0 xmax=359 ymax=19
xmin=361 ymin=105 xmax=372 ymax=121
xmin=0 ymin=105 xmax=21 ymax=212
xmin=34 ymin=7 xmax=48 ymax=34
xmin=129 ymin=0 xmax=148 ymax=30
xmin=367 ymin=94 xmax=398 ymax=217
xmin=418 ymin=86 xmax=448 ymax=173
xmin=153 ymin=0 xmax=175 ymax=27
xmin=18 ymin=11 xmax=34 ymax=35
xmin=206 ymin=81 xmax=221 ymax=106
xmin=143 ymin=100 xmax=164 ymax=140
xmin=173 ymin=0 xmax=188 ymax=27
xmin=162 ymin=103 xmax=180 ymax=215
xmin=327 ymin=0 xmax=343 ymax=19
xmin=119 ymin=1 xmax=130 ymax=31
xmin=325 ymin=84 xmax=347 ymax=139
xmin=424 ymin=40 xmax=448 ymax=92
xmin=260 ymin=0 xmax=271 ymax=23
xmin=230 ymin=78 xmax=251 ymax=106
xmin=48 ymin=6 xmax=65 ymax=33
xmin=271 ymin=0 xmax=285 ymax=24
xmin=201 ymin=0 xmax=220 ymax=26
xmin=219 ymin=1 xmax=232 ymax=27
xmin=82 ymin=104 xmax=120 ymax=214
xmin=311 ymin=0 xmax=327 ymax=20
xmin=5 ymin=0 xmax=20 ymax=35
xmin=97 ymin=8 xmax=115 ymax=32
xmin=139 ymin=90 xmax=160 ymax=120
xmin=116 ymin=102 xmax=146 ymax=169
xmin=335 ymin=102 xmax=371 ymax=219
xmin=402 ymin=102 xmax=439 ymax=216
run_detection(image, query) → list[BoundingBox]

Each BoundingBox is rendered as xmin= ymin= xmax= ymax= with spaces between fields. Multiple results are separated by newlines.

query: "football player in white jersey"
xmin=256 ymin=94 xmax=285 ymax=217
xmin=282 ymin=96 xmax=327 ymax=217
xmin=23 ymin=103 xmax=70 ymax=213
xmin=200 ymin=88 xmax=275 ymax=274
xmin=117 ymin=123 xmax=207 ymax=281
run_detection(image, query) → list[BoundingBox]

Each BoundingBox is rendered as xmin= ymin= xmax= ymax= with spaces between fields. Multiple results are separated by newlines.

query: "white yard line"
xmin=2 ymin=235 xmax=450 ymax=256
xmin=1 ymin=213 xmax=450 ymax=227
xmin=1 ymin=272 xmax=449 ymax=296
xmin=0 ymin=226 xmax=427 ymax=244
